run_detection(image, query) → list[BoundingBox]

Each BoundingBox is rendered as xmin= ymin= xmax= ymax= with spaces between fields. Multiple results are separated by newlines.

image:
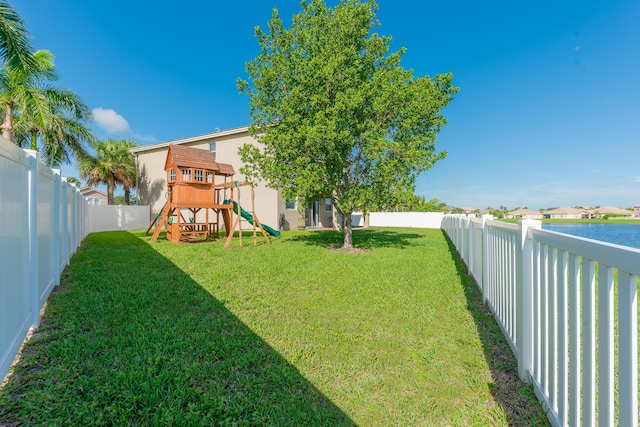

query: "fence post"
xmin=468 ymin=218 xmax=475 ymax=279
xmin=70 ymin=187 xmax=77 ymax=254
xmin=462 ymin=215 xmax=470 ymax=264
xmin=517 ymin=219 xmax=541 ymax=380
xmin=25 ymin=150 xmax=40 ymax=329
xmin=118 ymin=204 xmax=124 ymax=230
xmin=481 ymin=214 xmax=494 ymax=303
xmin=52 ymin=169 xmax=61 ymax=285
xmin=61 ymin=179 xmax=70 ymax=267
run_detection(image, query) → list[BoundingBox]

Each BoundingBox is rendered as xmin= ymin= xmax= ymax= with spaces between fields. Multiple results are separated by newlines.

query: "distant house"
xmin=635 ymin=204 xmax=640 ymax=218
xmin=585 ymin=206 xmax=633 ymax=219
xmin=80 ymin=186 xmax=108 ymax=205
xmin=543 ymin=207 xmax=589 ymax=219
xmin=505 ymin=208 xmax=543 ymax=220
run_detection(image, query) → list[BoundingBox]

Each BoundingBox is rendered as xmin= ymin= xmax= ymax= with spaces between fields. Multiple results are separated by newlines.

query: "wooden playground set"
xmin=147 ymin=145 xmax=280 ymax=247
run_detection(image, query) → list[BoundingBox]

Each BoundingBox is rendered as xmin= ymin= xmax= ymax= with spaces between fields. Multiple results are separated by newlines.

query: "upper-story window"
xmin=182 ymin=169 xmax=191 ymax=181
xmin=209 ymin=142 xmax=216 ymax=160
xmin=325 ymin=197 xmax=332 ymax=211
xmin=206 ymin=172 xmax=213 ymax=183
xmin=195 ymin=170 xmax=203 ymax=182
xmin=168 ymin=169 xmax=176 ymax=181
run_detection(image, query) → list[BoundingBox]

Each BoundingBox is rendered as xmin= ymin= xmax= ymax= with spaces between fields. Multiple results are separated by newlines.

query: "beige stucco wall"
xmin=281 ymin=205 xmax=302 ymax=230
xmin=134 ymin=128 xmax=297 ymax=231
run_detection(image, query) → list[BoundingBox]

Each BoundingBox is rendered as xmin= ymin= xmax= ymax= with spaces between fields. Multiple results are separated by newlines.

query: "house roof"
xmin=544 ymin=207 xmax=587 ymax=214
xmin=79 ymin=186 xmax=107 ymax=197
xmin=130 ymin=125 xmax=250 ymax=154
xmin=509 ymin=208 xmax=541 ymax=215
xmin=587 ymin=206 xmax=632 ymax=215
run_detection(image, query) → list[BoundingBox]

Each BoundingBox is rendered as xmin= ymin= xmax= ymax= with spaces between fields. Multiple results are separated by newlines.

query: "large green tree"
xmin=238 ymin=0 xmax=458 ymax=248
xmin=78 ymin=139 xmax=138 ymax=205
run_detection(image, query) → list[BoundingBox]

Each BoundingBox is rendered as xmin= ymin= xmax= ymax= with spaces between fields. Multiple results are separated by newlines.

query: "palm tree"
xmin=0 ymin=49 xmax=95 ymax=166
xmin=0 ymin=1 xmax=36 ymax=71
xmin=13 ymin=86 xmax=95 ymax=167
xmin=117 ymin=140 xmax=138 ymax=205
xmin=66 ymin=176 xmax=81 ymax=188
xmin=78 ymin=139 xmax=138 ymax=205
xmin=0 ymin=49 xmax=57 ymax=142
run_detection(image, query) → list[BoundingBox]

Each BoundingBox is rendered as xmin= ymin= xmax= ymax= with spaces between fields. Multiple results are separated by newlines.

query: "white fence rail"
xmin=88 ymin=205 xmax=150 ymax=233
xmin=0 ymin=138 xmax=87 ymax=384
xmin=442 ymin=214 xmax=640 ymax=427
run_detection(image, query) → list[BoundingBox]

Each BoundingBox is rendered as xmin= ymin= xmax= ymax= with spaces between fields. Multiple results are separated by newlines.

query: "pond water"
xmin=541 ymin=223 xmax=640 ymax=250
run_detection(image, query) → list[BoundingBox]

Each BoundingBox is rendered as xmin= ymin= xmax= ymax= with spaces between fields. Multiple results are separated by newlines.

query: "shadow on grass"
xmin=289 ymin=227 xmax=424 ymax=249
xmin=442 ymin=231 xmax=549 ymax=426
xmin=0 ymin=231 xmax=353 ymax=426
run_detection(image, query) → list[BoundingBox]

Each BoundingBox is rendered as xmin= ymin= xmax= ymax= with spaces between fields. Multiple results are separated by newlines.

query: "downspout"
xmin=134 ymin=153 xmax=140 ymax=205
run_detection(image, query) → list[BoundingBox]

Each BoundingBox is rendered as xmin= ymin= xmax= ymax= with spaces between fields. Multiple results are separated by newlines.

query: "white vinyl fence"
xmin=88 ymin=205 xmax=150 ymax=233
xmin=1 ymin=138 xmax=88 ymax=383
xmin=442 ymin=214 xmax=640 ymax=427
xmin=368 ymin=211 xmax=444 ymax=228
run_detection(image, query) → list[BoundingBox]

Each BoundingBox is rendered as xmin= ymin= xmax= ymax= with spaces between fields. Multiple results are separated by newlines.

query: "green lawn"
xmin=0 ymin=228 xmax=548 ymax=426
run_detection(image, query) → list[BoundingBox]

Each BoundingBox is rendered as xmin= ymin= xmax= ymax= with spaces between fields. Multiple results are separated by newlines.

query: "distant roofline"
xmin=79 ymin=186 xmax=107 ymax=197
xmin=509 ymin=208 xmax=541 ymax=214
xmin=130 ymin=125 xmax=250 ymax=154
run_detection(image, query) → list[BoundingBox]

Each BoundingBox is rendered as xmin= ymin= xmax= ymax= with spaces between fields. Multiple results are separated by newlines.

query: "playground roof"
xmin=216 ymin=163 xmax=235 ymax=176
xmin=165 ymin=145 xmax=219 ymax=173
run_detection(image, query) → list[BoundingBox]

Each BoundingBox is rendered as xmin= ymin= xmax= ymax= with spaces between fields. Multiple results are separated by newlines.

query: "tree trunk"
xmin=30 ymin=131 xmax=37 ymax=150
xmin=332 ymin=204 xmax=343 ymax=230
xmin=1 ymin=103 xmax=15 ymax=142
xmin=342 ymin=212 xmax=353 ymax=248
xmin=124 ymin=188 xmax=130 ymax=205
xmin=107 ymin=179 xmax=115 ymax=205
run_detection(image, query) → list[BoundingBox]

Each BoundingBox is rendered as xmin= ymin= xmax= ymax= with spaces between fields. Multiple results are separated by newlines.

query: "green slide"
xmin=223 ymin=200 xmax=281 ymax=237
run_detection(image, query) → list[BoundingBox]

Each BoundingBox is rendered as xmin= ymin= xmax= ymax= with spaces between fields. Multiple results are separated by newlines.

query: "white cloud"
xmin=133 ymin=133 xmax=159 ymax=144
xmin=92 ymin=107 xmax=130 ymax=133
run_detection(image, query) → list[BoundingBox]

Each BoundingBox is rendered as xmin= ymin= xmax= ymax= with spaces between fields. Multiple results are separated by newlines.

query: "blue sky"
xmin=12 ymin=0 xmax=640 ymax=210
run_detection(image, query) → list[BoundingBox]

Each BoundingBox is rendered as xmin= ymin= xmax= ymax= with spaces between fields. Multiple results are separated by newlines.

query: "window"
xmin=87 ymin=197 xmax=100 ymax=205
xmin=325 ymin=198 xmax=332 ymax=212
xmin=195 ymin=170 xmax=203 ymax=182
xmin=206 ymin=172 xmax=213 ymax=183
xmin=285 ymin=199 xmax=295 ymax=210
xmin=182 ymin=169 xmax=191 ymax=181
xmin=168 ymin=169 xmax=176 ymax=181
xmin=209 ymin=142 xmax=216 ymax=160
